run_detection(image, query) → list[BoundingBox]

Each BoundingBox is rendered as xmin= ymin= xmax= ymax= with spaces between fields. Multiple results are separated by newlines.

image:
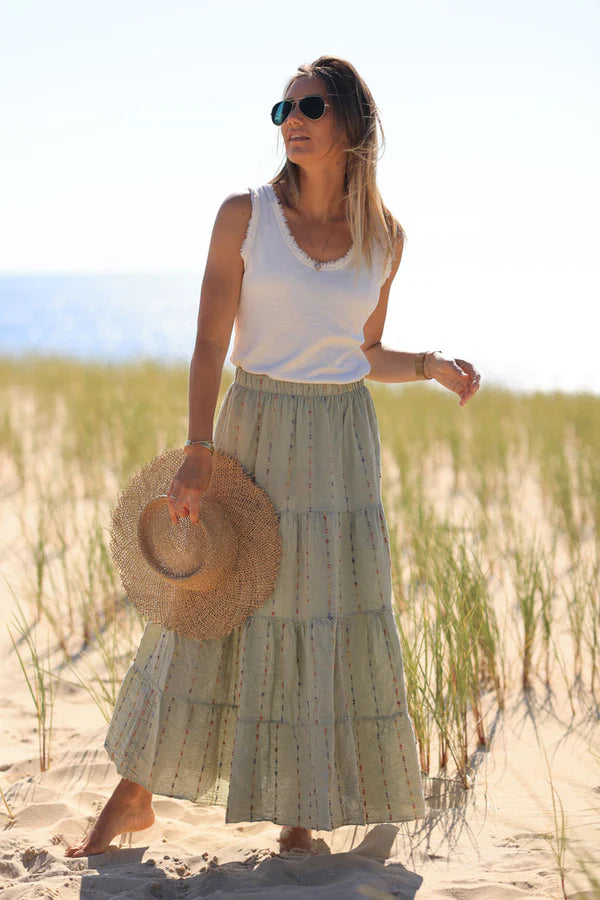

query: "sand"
xmin=1 ymin=445 xmax=599 ymax=899
xmin=3 ymin=673 xmax=598 ymax=899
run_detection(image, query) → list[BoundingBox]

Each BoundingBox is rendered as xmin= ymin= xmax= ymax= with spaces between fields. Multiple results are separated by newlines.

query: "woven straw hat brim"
xmin=110 ymin=448 xmax=282 ymax=640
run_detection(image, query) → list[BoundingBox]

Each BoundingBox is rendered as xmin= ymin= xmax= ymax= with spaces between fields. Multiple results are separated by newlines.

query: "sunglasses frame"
xmin=270 ymin=94 xmax=331 ymax=126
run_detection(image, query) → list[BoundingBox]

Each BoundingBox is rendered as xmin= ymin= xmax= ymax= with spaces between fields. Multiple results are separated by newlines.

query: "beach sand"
xmin=1 ymin=430 xmax=599 ymax=899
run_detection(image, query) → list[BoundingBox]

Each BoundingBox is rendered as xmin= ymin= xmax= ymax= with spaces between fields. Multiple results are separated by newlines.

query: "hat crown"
xmin=137 ymin=496 xmax=237 ymax=590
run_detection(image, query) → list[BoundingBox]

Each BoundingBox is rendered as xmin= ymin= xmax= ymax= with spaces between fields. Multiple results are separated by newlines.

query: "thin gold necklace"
xmin=281 ymin=184 xmax=340 ymax=270
xmin=295 ymin=211 xmax=337 ymax=271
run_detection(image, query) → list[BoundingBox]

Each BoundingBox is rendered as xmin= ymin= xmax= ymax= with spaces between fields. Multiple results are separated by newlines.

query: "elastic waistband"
xmin=233 ymin=366 xmax=365 ymax=396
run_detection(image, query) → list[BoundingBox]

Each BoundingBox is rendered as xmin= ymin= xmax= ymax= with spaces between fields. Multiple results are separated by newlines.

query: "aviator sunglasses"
xmin=270 ymin=95 xmax=330 ymax=126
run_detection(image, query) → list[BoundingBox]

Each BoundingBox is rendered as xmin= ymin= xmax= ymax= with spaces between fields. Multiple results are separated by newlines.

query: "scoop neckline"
xmin=265 ymin=183 xmax=354 ymax=272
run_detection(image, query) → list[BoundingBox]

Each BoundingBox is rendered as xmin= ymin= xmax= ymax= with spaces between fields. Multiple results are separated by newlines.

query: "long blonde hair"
xmin=270 ymin=55 xmax=404 ymax=279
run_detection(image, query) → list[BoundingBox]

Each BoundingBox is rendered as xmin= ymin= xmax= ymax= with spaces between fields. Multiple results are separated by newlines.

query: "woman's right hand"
xmin=167 ymin=449 xmax=214 ymax=525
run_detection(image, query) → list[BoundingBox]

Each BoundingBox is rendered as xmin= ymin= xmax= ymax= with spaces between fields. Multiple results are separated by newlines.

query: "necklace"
xmin=296 ymin=213 xmax=337 ymax=271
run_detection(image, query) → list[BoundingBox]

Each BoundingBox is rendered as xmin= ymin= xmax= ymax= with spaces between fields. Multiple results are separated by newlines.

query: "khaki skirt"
xmin=104 ymin=365 xmax=425 ymax=831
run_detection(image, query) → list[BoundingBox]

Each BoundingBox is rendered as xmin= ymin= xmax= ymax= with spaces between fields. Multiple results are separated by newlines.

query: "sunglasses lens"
xmin=300 ymin=96 xmax=326 ymax=119
xmin=270 ymin=96 xmax=326 ymax=125
xmin=271 ymin=100 xmax=291 ymax=125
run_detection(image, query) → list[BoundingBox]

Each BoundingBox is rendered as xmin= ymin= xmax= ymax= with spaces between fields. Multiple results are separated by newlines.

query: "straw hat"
xmin=109 ymin=447 xmax=282 ymax=640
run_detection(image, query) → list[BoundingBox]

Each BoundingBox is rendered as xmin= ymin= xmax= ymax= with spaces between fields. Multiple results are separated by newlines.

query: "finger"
xmin=460 ymin=383 xmax=476 ymax=404
xmin=450 ymin=361 xmax=470 ymax=380
xmin=450 ymin=359 xmax=471 ymax=384
xmin=457 ymin=364 xmax=480 ymax=390
xmin=457 ymin=359 xmax=481 ymax=385
xmin=188 ymin=500 xmax=200 ymax=525
xmin=457 ymin=362 xmax=477 ymax=383
xmin=455 ymin=373 xmax=470 ymax=391
xmin=167 ymin=495 xmax=180 ymax=525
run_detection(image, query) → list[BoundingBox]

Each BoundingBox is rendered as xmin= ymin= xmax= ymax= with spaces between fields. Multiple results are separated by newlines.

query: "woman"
xmin=66 ymin=55 xmax=480 ymax=858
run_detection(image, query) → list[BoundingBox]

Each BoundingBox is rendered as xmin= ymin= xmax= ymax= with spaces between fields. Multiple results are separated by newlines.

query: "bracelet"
xmin=415 ymin=350 xmax=442 ymax=380
xmin=184 ymin=439 xmax=215 ymax=454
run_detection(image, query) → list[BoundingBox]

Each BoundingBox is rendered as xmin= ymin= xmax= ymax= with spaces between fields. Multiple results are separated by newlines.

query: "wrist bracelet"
xmin=415 ymin=350 xmax=442 ymax=380
xmin=184 ymin=439 xmax=215 ymax=454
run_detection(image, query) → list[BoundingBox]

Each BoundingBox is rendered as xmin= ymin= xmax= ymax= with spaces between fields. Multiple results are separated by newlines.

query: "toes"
xmin=65 ymin=840 xmax=98 ymax=858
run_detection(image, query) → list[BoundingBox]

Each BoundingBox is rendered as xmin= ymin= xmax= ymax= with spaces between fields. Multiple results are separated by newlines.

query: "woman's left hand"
xmin=425 ymin=352 xmax=481 ymax=406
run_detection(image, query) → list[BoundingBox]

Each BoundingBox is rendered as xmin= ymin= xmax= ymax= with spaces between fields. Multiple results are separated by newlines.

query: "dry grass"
xmin=0 ymin=359 xmax=600 ymax=800
xmin=1 ymin=355 xmax=599 ymax=888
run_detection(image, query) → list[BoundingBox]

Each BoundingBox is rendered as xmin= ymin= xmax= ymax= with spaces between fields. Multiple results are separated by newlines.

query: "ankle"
xmin=118 ymin=778 xmax=151 ymax=801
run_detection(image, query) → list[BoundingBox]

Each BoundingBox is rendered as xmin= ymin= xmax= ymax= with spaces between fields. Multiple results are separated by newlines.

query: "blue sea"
xmin=0 ymin=273 xmax=223 ymax=365
xmin=1 ymin=273 xmax=597 ymax=395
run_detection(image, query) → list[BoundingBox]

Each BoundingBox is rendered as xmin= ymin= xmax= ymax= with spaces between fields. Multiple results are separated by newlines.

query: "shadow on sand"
xmin=78 ymin=827 xmax=423 ymax=899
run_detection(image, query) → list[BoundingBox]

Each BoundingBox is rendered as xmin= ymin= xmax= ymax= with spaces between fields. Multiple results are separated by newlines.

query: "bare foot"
xmin=65 ymin=778 xmax=155 ymax=857
xmin=277 ymin=825 xmax=315 ymax=853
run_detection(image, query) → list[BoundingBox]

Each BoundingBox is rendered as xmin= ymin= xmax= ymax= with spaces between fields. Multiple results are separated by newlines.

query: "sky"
xmin=1 ymin=0 xmax=599 ymax=392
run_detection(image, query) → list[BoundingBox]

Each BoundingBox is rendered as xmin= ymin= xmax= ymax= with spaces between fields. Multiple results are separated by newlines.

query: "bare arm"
xmin=187 ymin=192 xmax=251 ymax=442
xmin=167 ymin=190 xmax=251 ymax=523
xmin=360 ymin=236 xmax=424 ymax=383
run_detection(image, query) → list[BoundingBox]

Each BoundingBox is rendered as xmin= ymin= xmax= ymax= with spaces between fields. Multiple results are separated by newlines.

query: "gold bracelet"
xmin=415 ymin=350 xmax=442 ymax=380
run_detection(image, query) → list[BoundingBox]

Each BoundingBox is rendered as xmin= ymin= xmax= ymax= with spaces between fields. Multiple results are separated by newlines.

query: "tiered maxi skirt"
xmin=104 ymin=365 xmax=425 ymax=831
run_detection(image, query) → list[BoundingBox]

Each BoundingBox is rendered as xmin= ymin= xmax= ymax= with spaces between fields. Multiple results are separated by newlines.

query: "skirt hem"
xmin=105 ymin=737 xmax=425 ymax=832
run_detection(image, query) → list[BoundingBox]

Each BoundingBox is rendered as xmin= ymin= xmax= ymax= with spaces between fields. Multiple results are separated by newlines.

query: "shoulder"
xmin=390 ymin=231 xmax=405 ymax=267
xmin=379 ymin=206 xmax=405 ymax=274
xmin=379 ymin=231 xmax=405 ymax=288
xmin=214 ymin=190 xmax=253 ymax=236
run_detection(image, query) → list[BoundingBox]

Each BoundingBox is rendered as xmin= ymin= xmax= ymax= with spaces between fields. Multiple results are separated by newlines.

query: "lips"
xmin=289 ymin=136 xmax=309 ymax=142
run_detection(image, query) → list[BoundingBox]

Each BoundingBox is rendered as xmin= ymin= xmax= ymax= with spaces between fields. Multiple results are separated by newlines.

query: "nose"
xmin=285 ymin=99 xmax=305 ymax=127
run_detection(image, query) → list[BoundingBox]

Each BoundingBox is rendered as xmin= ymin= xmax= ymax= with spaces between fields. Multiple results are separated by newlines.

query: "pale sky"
xmin=1 ymin=0 xmax=598 ymax=392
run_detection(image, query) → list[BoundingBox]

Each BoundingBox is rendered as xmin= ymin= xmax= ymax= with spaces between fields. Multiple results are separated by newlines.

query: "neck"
xmin=288 ymin=165 xmax=347 ymax=224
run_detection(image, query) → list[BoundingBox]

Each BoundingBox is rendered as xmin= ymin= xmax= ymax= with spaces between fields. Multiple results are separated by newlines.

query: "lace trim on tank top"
xmin=380 ymin=247 xmax=393 ymax=286
xmin=266 ymin=183 xmax=354 ymax=272
xmin=379 ymin=225 xmax=408 ymax=287
xmin=240 ymin=187 xmax=260 ymax=265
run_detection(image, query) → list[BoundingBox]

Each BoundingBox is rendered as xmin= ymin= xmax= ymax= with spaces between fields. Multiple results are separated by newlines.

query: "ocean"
xmin=0 ymin=273 xmax=596 ymax=395
xmin=0 ymin=273 xmax=213 ymax=364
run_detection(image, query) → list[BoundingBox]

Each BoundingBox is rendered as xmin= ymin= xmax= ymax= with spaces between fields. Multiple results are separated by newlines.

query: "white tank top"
xmin=229 ymin=183 xmax=392 ymax=384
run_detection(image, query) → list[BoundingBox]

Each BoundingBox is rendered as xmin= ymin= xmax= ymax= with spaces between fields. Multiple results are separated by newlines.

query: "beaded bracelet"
xmin=184 ymin=439 xmax=215 ymax=454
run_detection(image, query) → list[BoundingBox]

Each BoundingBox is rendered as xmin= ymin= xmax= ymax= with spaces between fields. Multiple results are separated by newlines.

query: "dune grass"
xmin=1 ymin=356 xmax=599 ymax=793
xmin=6 ymin=589 xmax=56 ymax=772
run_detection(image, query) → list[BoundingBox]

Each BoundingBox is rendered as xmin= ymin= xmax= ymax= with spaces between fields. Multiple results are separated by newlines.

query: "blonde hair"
xmin=270 ymin=55 xmax=404 ymax=279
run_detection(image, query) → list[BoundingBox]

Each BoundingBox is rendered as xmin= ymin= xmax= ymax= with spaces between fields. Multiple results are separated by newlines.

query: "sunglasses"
xmin=270 ymin=95 xmax=330 ymax=126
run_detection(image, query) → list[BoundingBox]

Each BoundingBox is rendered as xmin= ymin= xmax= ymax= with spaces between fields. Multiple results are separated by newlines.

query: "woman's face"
xmin=281 ymin=75 xmax=347 ymax=165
